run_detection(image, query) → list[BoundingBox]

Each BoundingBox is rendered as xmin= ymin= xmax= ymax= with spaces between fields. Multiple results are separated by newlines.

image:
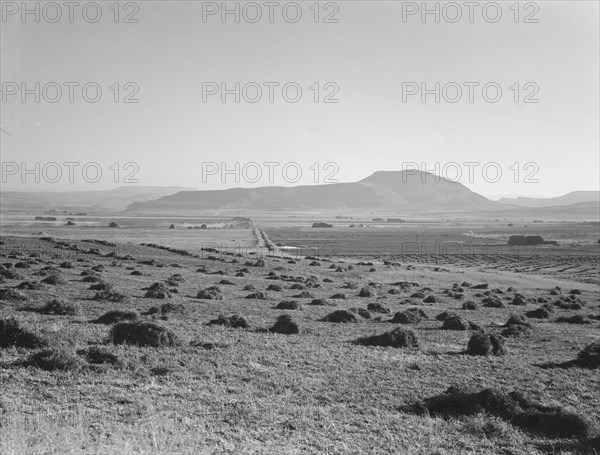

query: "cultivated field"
xmin=0 ymin=216 xmax=599 ymax=454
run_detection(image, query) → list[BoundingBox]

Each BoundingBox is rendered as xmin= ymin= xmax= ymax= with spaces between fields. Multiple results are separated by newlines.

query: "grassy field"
xmin=0 ymin=220 xmax=599 ymax=454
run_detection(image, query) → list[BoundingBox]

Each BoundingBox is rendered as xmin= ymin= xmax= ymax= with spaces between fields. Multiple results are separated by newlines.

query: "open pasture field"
xmin=0 ymin=214 xmax=255 ymax=254
xmin=0 ymin=227 xmax=599 ymax=454
xmin=265 ymin=221 xmax=600 ymax=285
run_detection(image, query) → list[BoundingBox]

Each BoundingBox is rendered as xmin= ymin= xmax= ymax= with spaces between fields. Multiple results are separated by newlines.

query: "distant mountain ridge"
xmin=498 ymin=191 xmax=600 ymax=208
xmin=0 ymin=186 xmax=196 ymax=211
xmin=126 ymin=171 xmax=497 ymax=212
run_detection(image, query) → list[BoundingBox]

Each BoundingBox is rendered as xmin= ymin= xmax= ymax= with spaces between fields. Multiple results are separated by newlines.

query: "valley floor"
xmin=0 ymin=234 xmax=599 ymax=455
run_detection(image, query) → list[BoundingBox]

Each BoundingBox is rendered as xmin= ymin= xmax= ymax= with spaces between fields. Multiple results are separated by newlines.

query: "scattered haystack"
xmin=483 ymin=297 xmax=504 ymax=308
xmin=275 ymin=301 xmax=302 ymax=310
xmin=208 ymin=314 xmax=249 ymax=329
xmin=27 ymin=347 xmax=84 ymax=372
xmin=320 ymin=310 xmax=357 ymax=323
xmin=525 ymin=307 xmax=552 ymax=319
xmin=367 ymin=302 xmax=390 ymax=314
xmin=109 ymin=321 xmax=180 ymax=347
xmin=89 ymin=282 xmax=113 ymax=291
xmin=197 ymin=287 xmax=223 ymax=300
xmin=40 ymin=299 xmax=82 ymax=316
xmin=406 ymin=385 xmax=591 ymax=438
xmin=391 ymin=308 xmax=428 ymax=324
xmin=358 ymin=287 xmax=376 ymax=298
xmin=576 ymin=341 xmax=600 ymax=369
xmin=144 ymin=282 xmax=172 ymax=299
xmin=330 ymin=293 xmax=349 ymax=300
xmin=94 ymin=310 xmax=140 ymax=325
xmin=466 ymin=332 xmax=506 ymax=356
xmin=442 ymin=315 xmax=476 ymax=331
xmin=0 ymin=288 xmax=28 ymax=302
xmin=93 ymin=290 xmax=130 ymax=303
xmin=16 ymin=281 xmax=44 ymax=290
xmin=42 ymin=274 xmax=66 ymax=285
xmin=354 ymin=327 xmax=419 ymax=348
xmin=245 ymin=291 xmax=268 ymax=300
xmin=555 ymin=315 xmax=591 ymax=325
xmin=270 ymin=315 xmax=299 ymax=334
xmin=0 ymin=317 xmax=47 ymax=348
xmin=77 ymin=346 xmax=122 ymax=367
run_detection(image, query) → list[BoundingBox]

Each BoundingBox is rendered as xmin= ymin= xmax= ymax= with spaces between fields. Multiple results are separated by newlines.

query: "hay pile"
xmin=320 ymin=310 xmax=357 ymax=323
xmin=40 ymin=299 xmax=82 ymax=316
xmin=466 ymin=333 xmax=506 ymax=356
xmin=208 ymin=314 xmax=249 ymax=329
xmin=109 ymin=321 xmax=180 ymax=347
xmin=0 ymin=317 xmax=47 ymax=348
xmin=354 ymin=327 xmax=419 ymax=348
xmin=407 ymin=385 xmax=591 ymax=438
xmin=270 ymin=315 xmax=299 ymax=334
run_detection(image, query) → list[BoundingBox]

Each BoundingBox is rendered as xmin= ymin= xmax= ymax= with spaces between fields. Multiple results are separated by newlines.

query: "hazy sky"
xmin=1 ymin=1 xmax=598 ymax=198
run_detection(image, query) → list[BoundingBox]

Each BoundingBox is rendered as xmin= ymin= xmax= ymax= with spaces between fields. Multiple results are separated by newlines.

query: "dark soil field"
xmin=1 ymin=223 xmax=599 ymax=454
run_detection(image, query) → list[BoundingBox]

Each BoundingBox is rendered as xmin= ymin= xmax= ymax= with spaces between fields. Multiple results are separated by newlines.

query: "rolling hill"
xmin=0 ymin=186 xmax=195 ymax=212
xmin=126 ymin=171 xmax=498 ymax=212
xmin=498 ymin=191 xmax=600 ymax=208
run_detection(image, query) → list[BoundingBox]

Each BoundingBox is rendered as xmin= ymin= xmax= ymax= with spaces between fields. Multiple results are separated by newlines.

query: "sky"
xmin=1 ymin=0 xmax=598 ymax=198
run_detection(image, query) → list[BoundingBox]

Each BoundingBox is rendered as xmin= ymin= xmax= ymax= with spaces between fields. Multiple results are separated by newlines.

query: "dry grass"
xmin=0 ymin=231 xmax=599 ymax=454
